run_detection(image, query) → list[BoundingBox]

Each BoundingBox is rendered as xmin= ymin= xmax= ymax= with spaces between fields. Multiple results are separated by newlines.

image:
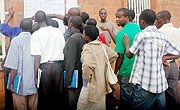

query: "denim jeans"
xmin=118 ymin=75 xmax=135 ymax=109
xmin=130 ymin=84 xmax=165 ymax=110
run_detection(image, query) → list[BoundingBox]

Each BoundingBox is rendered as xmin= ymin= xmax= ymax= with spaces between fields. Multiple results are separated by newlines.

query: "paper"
xmin=37 ymin=68 xmax=42 ymax=88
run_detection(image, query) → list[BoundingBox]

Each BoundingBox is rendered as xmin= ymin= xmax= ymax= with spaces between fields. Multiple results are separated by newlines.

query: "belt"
xmin=42 ymin=60 xmax=63 ymax=64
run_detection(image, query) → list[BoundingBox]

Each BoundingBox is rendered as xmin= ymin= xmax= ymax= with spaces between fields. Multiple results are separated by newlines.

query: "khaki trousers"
xmin=12 ymin=93 xmax=38 ymax=110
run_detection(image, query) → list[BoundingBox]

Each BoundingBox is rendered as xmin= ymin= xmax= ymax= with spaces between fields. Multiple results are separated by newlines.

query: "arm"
xmin=4 ymin=7 xmax=15 ymax=24
xmin=123 ymin=34 xmax=134 ymax=59
xmin=100 ymin=26 xmax=117 ymax=44
xmin=114 ymin=53 xmax=124 ymax=74
xmin=34 ymin=55 xmax=41 ymax=86
xmin=8 ymin=69 xmax=17 ymax=92
xmin=46 ymin=14 xmax=64 ymax=20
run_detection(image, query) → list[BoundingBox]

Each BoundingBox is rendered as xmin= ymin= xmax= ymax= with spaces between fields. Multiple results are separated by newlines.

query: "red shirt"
xmin=98 ymin=32 xmax=106 ymax=45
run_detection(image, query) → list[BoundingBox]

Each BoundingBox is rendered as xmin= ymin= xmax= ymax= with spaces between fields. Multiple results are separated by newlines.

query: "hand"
xmin=8 ymin=7 xmax=15 ymax=17
xmin=99 ymin=26 xmax=109 ymax=31
xmin=8 ymin=84 xmax=13 ymax=92
xmin=162 ymin=56 xmax=170 ymax=67
xmin=123 ymin=34 xmax=130 ymax=47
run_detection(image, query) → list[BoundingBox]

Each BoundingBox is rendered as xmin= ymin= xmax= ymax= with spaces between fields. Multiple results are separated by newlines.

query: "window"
xmin=128 ymin=0 xmax=150 ymax=24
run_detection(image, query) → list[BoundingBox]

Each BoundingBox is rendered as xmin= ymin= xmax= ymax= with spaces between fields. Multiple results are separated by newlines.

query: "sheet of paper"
xmin=24 ymin=0 xmax=65 ymax=33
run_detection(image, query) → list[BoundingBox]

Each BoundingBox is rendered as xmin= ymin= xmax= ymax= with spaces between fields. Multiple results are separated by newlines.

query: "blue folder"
xmin=6 ymin=73 xmax=22 ymax=93
xmin=63 ymin=70 xmax=78 ymax=88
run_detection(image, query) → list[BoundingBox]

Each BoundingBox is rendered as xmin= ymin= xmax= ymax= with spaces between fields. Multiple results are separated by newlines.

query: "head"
xmin=68 ymin=16 xmax=82 ymax=31
xmin=68 ymin=7 xmax=81 ymax=20
xmin=85 ymin=18 xmax=97 ymax=26
xmin=32 ymin=22 xmax=40 ymax=33
xmin=46 ymin=18 xmax=59 ymax=28
xmin=128 ymin=9 xmax=135 ymax=22
xmin=35 ymin=10 xmax=47 ymax=23
xmin=139 ymin=9 xmax=156 ymax=30
xmin=63 ymin=14 xmax=68 ymax=26
xmin=99 ymin=8 xmax=107 ymax=22
xmin=83 ymin=25 xmax=99 ymax=43
xmin=155 ymin=10 xmax=171 ymax=29
xmin=81 ymin=12 xmax=89 ymax=24
xmin=115 ymin=8 xmax=129 ymax=27
xmin=20 ymin=18 xmax=32 ymax=32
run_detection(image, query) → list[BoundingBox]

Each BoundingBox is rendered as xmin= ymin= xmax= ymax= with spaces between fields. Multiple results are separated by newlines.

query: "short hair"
xmin=32 ymin=23 xmax=40 ymax=32
xmin=99 ymin=8 xmax=107 ymax=13
xmin=129 ymin=10 xmax=135 ymax=21
xmin=70 ymin=16 xmax=82 ymax=29
xmin=139 ymin=9 xmax=156 ymax=25
xmin=63 ymin=14 xmax=68 ymax=26
xmin=35 ymin=10 xmax=47 ymax=23
xmin=81 ymin=12 xmax=89 ymax=24
xmin=86 ymin=18 xmax=97 ymax=26
xmin=46 ymin=18 xmax=59 ymax=28
xmin=157 ymin=10 xmax=171 ymax=21
xmin=20 ymin=18 xmax=32 ymax=32
xmin=117 ymin=8 xmax=129 ymax=17
xmin=84 ymin=25 xmax=99 ymax=41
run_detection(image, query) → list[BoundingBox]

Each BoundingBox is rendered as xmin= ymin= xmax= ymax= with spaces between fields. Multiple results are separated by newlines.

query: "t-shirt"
xmin=97 ymin=21 xmax=118 ymax=47
xmin=114 ymin=22 xmax=141 ymax=77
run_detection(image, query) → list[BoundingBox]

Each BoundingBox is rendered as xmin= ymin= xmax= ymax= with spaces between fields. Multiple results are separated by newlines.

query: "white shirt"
xmin=158 ymin=23 xmax=180 ymax=47
xmin=31 ymin=26 xmax=65 ymax=63
xmin=129 ymin=26 xmax=180 ymax=93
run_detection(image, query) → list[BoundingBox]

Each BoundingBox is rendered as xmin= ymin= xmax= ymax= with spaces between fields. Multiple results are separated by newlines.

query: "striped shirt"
xmin=129 ymin=26 xmax=180 ymax=93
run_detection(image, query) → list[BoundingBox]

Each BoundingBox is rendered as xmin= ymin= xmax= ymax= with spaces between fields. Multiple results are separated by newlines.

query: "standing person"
xmin=31 ymin=10 xmax=65 ymax=110
xmin=0 ymin=7 xmax=21 ymax=110
xmin=123 ymin=9 xmax=180 ymax=110
xmin=97 ymin=8 xmax=118 ymax=47
xmin=77 ymin=25 xmax=118 ymax=110
xmin=155 ymin=10 xmax=180 ymax=110
xmin=113 ymin=8 xmax=141 ymax=109
xmin=64 ymin=16 xmax=86 ymax=110
xmin=4 ymin=18 xmax=38 ymax=110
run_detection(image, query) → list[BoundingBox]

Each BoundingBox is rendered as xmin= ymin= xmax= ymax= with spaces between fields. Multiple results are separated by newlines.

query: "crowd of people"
xmin=0 ymin=6 xmax=180 ymax=110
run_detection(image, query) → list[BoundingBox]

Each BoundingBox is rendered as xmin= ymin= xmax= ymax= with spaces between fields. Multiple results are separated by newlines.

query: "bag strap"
xmin=101 ymin=44 xmax=111 ymax=65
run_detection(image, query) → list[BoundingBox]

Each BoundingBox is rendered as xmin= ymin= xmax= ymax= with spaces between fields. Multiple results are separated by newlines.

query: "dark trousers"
xmin=37 ymin=62 xmax=64 ymax=110
xmin=164 ymin=62 xmax=180 ymax=110
xmin=4 ymin=70 xmax=14 ymax=110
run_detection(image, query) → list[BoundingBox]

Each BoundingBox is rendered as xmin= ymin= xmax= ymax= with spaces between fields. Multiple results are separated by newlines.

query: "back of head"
xmin=32 ymin=23 xmax=40 ymax=32
xmin=63 ymin=14 xmax=68 ymax=26
xmin=68 ymin=7 xmax=81 ymax=19
xmin=70 ymin=16 xmax=82 ymax=29
xmin=84 ymin=25 xmax=99 ymax=41
xmin=139 ymin=9 xmax=156 ymax=25
xmin=47 ymin=18 xmax=59 ymax=28
xmin=81 ymin=12 xmax=89 ymax=24
xmin=129 ymin=9 xmax=135 ymax=21
xmin=20 ymin=18 xmax=32 ymax=32
xmin=35 ymin=10 xmax=47 ymax=23
xmin=117 ymin=8 xmax=129 ymax=17
xmin=157 ymin=10 xmax=171 ymax=21
xmin=86 ymin=18 xmax=97 ymax=26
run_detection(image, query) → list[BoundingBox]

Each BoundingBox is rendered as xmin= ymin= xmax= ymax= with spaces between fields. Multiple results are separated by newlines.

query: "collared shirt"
xmin=31 ymin=26 xmax=65 ymax=64
xmin=0 ymin=23 xmax=21 ymax=39
xmin=129 ymin=26 xmax=180 ymax=93
xmin=158 ymin=23 xmax=180 ymax=47
xmin=4 ymin=32 xmax=37 ymax=95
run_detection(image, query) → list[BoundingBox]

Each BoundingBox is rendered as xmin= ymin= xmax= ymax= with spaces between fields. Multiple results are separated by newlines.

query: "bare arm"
xmin=46 ymin=14 xmax=64 ymax=20
xmin=114 ymin=53 xmax=124 ymax=74
xmin=4 ymin=7 xmax=15 ymax=24
xmin=123 ymin=34 xmax=134 ymax=59
xmin=100 ymin=26 xmax=117 ymax=44
xmin=163 ymin=54 xmax=180 ymax=61
xmin=34 ymin=55 xmax=41 ymax=87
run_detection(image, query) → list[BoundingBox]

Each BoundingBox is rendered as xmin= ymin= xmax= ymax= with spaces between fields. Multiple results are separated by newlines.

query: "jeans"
xmin=130 ymin=84 xmax=165 ymax=110
xmin=118 ymin=75 xmax=134 ymax=109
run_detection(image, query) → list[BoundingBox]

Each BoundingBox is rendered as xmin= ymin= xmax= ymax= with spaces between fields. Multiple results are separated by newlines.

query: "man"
xmin=128 ymin=9 xmax=135 ymax=22
xmin=0 ymin=7 xmax=21 ymax=110
xmin=123 ymin=9 xmax=180 ymax=110
xmin=64 ymin=16 xmax=85 ymax=110
xmin=31 ymin=10 xmax=65 ymax=110
xmin=77 ymin=25 xmax=118 ymax=110
xmin=4 ymin=18 xmax=38 ymax=110
xmin=113 ymin=8 xmax=141 ymax=109
xmin=97 ymin=8 xmax=118 ymax=47
xmin=155 ymin=10 xmax=180 ymax=110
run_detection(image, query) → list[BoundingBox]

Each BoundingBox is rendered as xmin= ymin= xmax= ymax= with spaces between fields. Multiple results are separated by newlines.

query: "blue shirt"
xmin=0 ymin=23 xmax=21 ymax=39
xmin=63 ymin=27 xmax=71 ymax=41
xmin=4 ymin=32 xmax=37 ymax=95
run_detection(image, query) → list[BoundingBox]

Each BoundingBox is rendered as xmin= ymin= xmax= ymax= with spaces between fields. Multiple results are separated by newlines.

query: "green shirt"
xmin=114 ymin=22 xmax=141 ymax=77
